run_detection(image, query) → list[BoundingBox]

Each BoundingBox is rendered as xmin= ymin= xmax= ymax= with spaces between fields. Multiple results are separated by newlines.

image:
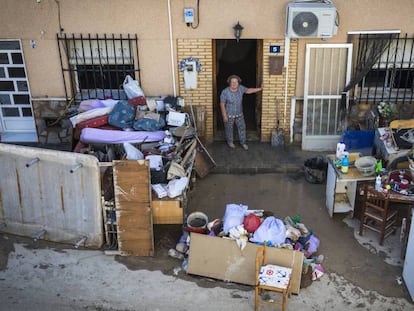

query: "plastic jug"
xmin=336 ymin=141 xmax=346 ymax=160
xmin=341 ymin=152 xmax=349 ymax=174
xmin=375 ymin=175 xmax=382 ymax=191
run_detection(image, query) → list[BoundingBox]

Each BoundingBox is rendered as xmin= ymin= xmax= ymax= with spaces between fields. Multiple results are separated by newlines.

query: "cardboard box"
xmin=187 ymin=233 xmax=303 ymax=294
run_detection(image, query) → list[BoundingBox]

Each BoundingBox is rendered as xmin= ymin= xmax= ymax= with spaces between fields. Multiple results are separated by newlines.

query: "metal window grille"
xmin=353 ymin=33 xmax=414 ymax=109
xmin=57 ymin=33 xmax=141 ymax=103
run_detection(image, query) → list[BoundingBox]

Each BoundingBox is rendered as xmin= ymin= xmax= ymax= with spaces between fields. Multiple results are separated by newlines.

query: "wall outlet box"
xmin=184 ymin=8 xmax=194 ymax=24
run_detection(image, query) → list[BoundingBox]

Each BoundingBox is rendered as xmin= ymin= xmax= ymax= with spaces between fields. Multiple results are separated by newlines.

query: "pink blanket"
xmin=80 ymin=128 xmax=165 ymax=144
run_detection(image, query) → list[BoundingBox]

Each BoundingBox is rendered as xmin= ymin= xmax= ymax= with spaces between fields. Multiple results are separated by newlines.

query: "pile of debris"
xmin=169 ymin=204 xmax=325 ymax=286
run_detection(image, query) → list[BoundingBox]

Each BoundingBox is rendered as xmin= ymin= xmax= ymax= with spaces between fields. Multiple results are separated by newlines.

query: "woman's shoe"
xmin=241 ymin=144 xmax=248 ymax=150
xmin=227 ymin=142 xmax=235 ymax=148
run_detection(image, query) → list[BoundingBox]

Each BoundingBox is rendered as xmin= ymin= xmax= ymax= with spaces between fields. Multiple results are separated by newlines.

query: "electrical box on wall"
xmin=184 ymin=8 xmax=195 ymax=24
xmin=183 ymin=60 xmax=197 ymax=89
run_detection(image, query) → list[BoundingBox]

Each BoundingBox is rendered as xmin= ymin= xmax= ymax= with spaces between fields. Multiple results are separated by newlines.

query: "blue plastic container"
xmin=342 ymin=130 xmax=375 ymax=150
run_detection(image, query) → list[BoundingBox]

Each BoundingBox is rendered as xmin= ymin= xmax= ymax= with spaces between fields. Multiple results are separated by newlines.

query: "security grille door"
xmin=0 ymin=40 xmax=36 ymax=136
xmin=302 ymin=44 xmax=353 ymax=150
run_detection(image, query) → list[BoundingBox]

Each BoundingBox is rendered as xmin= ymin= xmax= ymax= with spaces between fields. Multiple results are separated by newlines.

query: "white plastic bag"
xmin=123 ymin=142 xmax=144 ymax=160
xmin=250 ymin=216 xmax=286 ymax=246
xmin=222 ymin=204 xmax=248 ymax=233
xmin=167 ymin=177 xmax=189 ymax=198
xmin=123 ymin=75 xmax=144 ymax=99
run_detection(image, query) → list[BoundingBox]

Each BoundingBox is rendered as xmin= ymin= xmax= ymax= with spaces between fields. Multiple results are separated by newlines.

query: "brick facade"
xmin=177 ymin=39 xmax=214 ymax=142
xmin=177 ymin=39 xmax=297 ymax=143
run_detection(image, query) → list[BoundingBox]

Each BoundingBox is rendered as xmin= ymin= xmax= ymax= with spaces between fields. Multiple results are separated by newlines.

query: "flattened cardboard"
xmin=187 ymin=233 xmax=303 ymax=294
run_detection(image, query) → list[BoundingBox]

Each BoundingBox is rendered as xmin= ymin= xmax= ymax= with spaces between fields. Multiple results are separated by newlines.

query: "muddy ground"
xmin=0 ymin=172 xmax=413 ymax=310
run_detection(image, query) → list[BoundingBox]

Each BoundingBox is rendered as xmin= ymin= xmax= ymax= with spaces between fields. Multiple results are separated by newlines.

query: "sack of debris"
xmin=303 ymin=156 xmax=328 ymax=184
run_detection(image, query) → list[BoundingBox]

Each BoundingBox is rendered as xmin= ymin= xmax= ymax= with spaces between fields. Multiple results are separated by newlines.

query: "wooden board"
xmin=187 ymin=233 xmax=303 ymax=294
xmin=113 ymin=160 xmax=153 ymax=256
xmin=195 ymin=143 xmax=216 ymax=178
xmin=152 ymin=198 xmax=183 ymax=224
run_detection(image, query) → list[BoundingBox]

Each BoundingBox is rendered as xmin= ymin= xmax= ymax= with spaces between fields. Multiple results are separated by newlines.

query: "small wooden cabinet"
xmin=152 ymin=196 xmax=184 ymax=224
xmin=325 ymin=155 xmax=375 ymax=218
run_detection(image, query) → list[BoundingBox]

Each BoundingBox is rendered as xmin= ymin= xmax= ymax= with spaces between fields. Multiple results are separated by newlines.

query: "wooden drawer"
xmin=152 ymin=199 xmax=183 ymax=224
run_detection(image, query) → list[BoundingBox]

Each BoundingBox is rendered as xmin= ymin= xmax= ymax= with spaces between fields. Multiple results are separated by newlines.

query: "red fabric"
xmin=76 ymin=114 xmax=109 ymax=130
xmin=73 ymin=141 xmax=87 ymax=153
xmin=128 ymin=96 xmax=147 ymax=107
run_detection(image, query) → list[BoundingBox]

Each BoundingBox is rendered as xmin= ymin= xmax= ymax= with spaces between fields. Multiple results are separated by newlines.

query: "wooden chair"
xmin=255 ymin=243 xmax=292 ymax=311
xmin=359 ymin=187 xmax=398 ymax=245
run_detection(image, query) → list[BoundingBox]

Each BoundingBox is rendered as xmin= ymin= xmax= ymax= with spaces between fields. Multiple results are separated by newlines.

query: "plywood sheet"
xmin=187 ymin=233 xmax=303 ymax=294
xmin=113 ymin=160 xmax=153 ymax=256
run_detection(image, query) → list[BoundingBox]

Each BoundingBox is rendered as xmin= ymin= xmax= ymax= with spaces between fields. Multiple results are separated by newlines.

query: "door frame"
xmin=212 ymin=39 xmax=262 ymax=141
xmin=302 ymin=43 xmax=353 ymax=151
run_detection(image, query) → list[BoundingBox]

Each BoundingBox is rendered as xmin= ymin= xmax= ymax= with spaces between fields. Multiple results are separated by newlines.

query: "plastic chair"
xmin=255 ymin=243 xmax=292 ymax=311
xmin=359 ymin=187 xmax=398 ymax=245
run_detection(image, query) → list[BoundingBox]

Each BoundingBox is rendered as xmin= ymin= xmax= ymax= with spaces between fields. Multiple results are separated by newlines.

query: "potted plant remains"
xmin=377 ymin=101 xmax=396 ymax=127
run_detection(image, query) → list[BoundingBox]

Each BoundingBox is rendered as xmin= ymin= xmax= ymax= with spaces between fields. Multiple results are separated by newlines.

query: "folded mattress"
xmin=80 ymin=127 xmax=165 ymax=144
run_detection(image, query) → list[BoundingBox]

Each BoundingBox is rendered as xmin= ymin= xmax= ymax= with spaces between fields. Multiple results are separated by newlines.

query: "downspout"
xmin=167 ymin=0 xmax=177 ymax=97
xmin=283 ymin=37 xmax=290 ymax=130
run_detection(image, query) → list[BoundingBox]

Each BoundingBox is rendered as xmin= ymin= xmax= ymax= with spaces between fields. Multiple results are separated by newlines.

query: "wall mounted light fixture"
xmin=233 ymin=21 xmax=244 ymax=42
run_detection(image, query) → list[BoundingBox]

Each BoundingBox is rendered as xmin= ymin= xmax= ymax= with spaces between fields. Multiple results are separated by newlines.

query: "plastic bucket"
xmin=186 ymin=211 xmax=208 ymax=234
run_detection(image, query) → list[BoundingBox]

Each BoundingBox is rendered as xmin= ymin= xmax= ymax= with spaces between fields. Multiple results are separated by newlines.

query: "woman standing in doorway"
xmin=220 ymin=74 xmax=262 ymax=150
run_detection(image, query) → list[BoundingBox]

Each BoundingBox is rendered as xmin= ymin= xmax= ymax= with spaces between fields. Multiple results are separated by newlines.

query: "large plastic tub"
xmin=342 ymin=130 xmax=375 ymax=150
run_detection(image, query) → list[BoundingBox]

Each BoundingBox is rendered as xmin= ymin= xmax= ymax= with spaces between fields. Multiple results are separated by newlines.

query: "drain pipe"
xmin=283 ymin=37 xmax=290 ymax=130
xmin=167 ymin=0 xmax=177 ymax=97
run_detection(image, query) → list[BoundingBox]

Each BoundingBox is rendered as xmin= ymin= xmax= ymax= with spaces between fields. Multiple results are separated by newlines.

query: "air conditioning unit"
xmin=286 ymin=2 xmax=338 ymax=39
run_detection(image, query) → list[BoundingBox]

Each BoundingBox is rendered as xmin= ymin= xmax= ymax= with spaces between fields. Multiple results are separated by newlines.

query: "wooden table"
xmin=366 ymin=183 xmax=414 ymax=259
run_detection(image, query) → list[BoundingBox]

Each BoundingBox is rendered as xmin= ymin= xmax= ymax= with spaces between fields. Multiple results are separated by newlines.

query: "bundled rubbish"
xmin=170 ymin=204 xmax=325 ymax=286
xmin=304 ymin=156 xmax=328 ymax=184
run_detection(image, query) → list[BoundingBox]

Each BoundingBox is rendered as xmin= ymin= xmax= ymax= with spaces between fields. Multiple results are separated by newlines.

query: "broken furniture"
xmin=100 ymin=138 xmax=197 ymax=255
xmin=0 ymin=142 xmax=195 ymax=256
xmin=326 ymin=154 xmax=376 ymax=218
xmin=373 ymin=127 xmax=413 ymax=169
xmin=255 ymin=243 xmax=292 ymax=311
xmin=373 ymin=119 xmax=414 ymax=170
xmin=359 ymin=187 xmax=398 ymax=245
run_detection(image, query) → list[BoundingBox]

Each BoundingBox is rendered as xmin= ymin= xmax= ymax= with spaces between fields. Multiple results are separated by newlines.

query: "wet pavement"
xmin=205 ymin=141 xmax=327 ymax=174
xmin=1 ymin=140 xmax=413 ymax=308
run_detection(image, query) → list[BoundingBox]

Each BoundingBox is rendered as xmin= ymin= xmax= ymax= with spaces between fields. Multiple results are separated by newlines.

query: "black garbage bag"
xmin=304 ymin=156 xmax=328 ymax=184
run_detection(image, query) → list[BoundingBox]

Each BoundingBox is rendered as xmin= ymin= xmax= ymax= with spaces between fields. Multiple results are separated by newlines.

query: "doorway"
xmin=214 ymin=39 xmax=261 ymax=141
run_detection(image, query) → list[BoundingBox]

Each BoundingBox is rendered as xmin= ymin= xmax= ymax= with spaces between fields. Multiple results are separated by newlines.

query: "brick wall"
xmin=177 ymin=39 xmax=214 ymax=142
xmin=261 ymin=39 xmax=297 ymax=142
xmin=177 ymin=39 xmax=297 ymax=143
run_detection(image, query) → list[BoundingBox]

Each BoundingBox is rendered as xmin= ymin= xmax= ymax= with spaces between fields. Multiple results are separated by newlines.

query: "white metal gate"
xmin=302 ymin=44 xmax=353 ymax=151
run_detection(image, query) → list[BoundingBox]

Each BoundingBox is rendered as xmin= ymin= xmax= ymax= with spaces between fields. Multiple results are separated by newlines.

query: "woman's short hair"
xmin=227 ymin=75 xmax=242 ymax=84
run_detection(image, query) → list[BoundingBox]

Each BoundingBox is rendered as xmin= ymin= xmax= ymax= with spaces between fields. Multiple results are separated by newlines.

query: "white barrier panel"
xmin=0 ymin=143 xmax=103 ymax=248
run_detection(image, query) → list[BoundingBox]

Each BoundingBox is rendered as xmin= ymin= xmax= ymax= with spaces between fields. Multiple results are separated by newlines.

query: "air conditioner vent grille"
xmin=292 ymin=12 xmax=319 ymax=37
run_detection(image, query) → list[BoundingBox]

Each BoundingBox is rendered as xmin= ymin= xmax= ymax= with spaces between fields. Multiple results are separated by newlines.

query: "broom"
xmin=271 ymin=96 xmax=284 ymax=147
